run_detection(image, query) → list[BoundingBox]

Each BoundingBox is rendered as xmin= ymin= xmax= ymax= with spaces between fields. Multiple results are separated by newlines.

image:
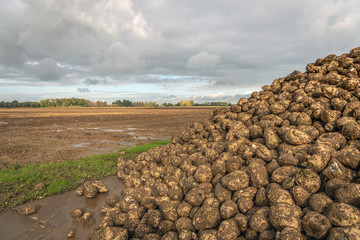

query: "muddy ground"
xmin=0 ymin=175 xmax=123 ymax=240
xmin=0 ymin=107 xmax=215 ymax=168
xmin=0 ymin=107 xmax=216 ymax=239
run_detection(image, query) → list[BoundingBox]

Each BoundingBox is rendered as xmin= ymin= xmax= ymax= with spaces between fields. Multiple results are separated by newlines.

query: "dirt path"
xmin=0 ymin=107 xmax=215 ymax=168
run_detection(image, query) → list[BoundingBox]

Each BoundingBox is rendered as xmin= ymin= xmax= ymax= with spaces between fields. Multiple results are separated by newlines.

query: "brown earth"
xmin=0 ymin=175 xmax=123 ymax=240
xmin=0 ymin=107 xmax=215 ymax=168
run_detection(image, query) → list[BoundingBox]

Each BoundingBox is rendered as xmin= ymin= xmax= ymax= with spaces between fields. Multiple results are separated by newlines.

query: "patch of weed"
xmin=0 ymin=139 xmax=170 ymax=211
xmin=119 ymin=139 xmax=170 ymax=160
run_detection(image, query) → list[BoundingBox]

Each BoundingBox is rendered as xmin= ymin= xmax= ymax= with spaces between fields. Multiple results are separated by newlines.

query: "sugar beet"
xmin=89 ymin=47 xmax=360 ymax=239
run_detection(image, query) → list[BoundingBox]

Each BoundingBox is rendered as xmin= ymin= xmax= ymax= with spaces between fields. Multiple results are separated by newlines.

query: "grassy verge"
xmin=0 ymin=139 xmax=170 ymax=211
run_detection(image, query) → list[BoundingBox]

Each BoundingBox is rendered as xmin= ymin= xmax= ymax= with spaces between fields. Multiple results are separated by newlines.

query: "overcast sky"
xmin=1 ymin=0 xmax=360 ymax=103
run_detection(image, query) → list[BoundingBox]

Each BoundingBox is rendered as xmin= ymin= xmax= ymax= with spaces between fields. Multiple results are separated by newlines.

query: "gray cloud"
xmin=1 ymin=0 xmax=360 ymax=101
xmin=77 ymin=87 xmax=90 ymax=93
xmin=84 ymin=78 xmax=99 ymax=86
xmin=187 ymin=52 xmax=222 ymax=69
xmin=92 ymin=41 xmax=141 ymax=74
xmin=27 ymin=58 xmax=67 ymax=81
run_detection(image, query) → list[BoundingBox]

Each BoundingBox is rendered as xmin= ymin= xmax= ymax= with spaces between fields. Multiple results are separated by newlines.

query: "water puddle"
xmin=119 ymin=142 xmax=136 ymax=147
xmin=71 ymin=143 xmax=91 ymax=148
xmin=0 ymin=175 xmax=124 ymax=240
xmin=0 ymin=121 xmax=8 ymax=125
xmin=99 ymin=140 xmax=136 ymax=147
xmin=127 ymin=128 xmax=137 ymax=130
xmin=103 ymin=129 xmax=123 ymax=133
xmin=133 ymin=136 xmax=158 ymax=140
xmin=0 ymin=212 xmax=37 ymax=240
xmin=67 ymin=128 xmax=85 ymax=131
xmin=96 ymin=148 xmax=114 ymax=151
xmin=49 ymin=130 xmax=62 ymax=132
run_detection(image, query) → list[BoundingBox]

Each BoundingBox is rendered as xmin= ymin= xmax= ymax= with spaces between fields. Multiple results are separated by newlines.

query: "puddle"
xmin=0 ymin=212 xmax=39 ymax=240
xmin=118 ymin=142 xmax=136 ymax=147
xmin=96 ymin=148 xmax=114 ymax=151
xmin=103 ymin=129 xmax=123 ymax=133
xmin=0 ymin=175 xmax=124 ymax=240
xmin=71 ymin=143 xmax=91 ymax=148
xmin=99 ymin=140 xmax=117 ymax=143
xmin=99 ymin=140 xmax=136 ymax=147
xmin=127 ymin=128 xmax=137 ymax=130
xmin=50 ymin=130 xmax=63 ymax=132
xmin=129 ymin=132 xmax=136 ymax=135
xmin=67 ymin=128 xmax=85 ymax=131
xmin=0 ymin=121 xmax=8 ymax=125
xmin=133 ymin=136 xmax=158 ymax=140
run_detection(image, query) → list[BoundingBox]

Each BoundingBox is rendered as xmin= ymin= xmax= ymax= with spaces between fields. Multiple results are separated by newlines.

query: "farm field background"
xmin=0 ymin=107 xmax=215 ymax=168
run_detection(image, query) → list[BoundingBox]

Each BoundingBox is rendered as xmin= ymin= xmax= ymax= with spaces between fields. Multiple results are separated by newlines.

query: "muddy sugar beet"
xmin=90 ymin=47 xmax=360 ymax=240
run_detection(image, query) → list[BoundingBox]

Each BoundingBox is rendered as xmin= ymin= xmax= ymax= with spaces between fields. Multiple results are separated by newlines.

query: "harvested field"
xmin=0 ymin=107 xmax=214 ymax=168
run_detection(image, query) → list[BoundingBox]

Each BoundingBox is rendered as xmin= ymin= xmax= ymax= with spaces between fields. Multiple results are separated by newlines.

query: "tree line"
xmin=0 ymin=98 xmax=231 ymax=108
xmin=0 ymin=98 xmax=97 ymax=108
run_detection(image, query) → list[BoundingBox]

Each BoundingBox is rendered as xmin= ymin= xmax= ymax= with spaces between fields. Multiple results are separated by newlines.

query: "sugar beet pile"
xmin=91 ymin=48 xmax=360 ymax=240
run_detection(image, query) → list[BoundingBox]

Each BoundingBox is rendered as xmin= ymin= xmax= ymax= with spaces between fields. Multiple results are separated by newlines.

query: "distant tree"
xmin=94 ymin=100 xmax=107 ymax=107
xmin=12 ymin=100 xmax=19 ymax=107
xmin=185 ymin=100 xmax=194 ymax=106
xmin=112 ymin=99 xmax=133 ymax=107
xmin=132 ymin=101 xmax=158 ymax=107
xmin=123 ymin=99 xmax=133 ymax=107
xmin=178 ymin=100 xmax=194 ymax=106
xmin=161 ymin=103 xmax=174 ymax=107
xmin=113 ymin=100 xmax=123 ymax=106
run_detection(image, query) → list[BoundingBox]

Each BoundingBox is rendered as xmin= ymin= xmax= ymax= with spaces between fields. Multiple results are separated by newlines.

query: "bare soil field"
xmin=0 ymin=107 xmax=215 ymax=168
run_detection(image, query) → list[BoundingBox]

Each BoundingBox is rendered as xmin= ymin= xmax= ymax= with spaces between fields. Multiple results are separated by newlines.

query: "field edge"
xmin=0 ymin=139 xmax=171 ymax=212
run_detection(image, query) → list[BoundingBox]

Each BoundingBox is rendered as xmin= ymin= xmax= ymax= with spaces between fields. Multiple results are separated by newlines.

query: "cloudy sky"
xmin=1 ymin=0 xmax=360 ymax=104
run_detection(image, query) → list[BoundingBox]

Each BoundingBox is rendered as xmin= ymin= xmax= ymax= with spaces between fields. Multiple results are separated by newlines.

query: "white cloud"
xmin=207 ymin=92 xmax=225 ymax=98
xmin=92 ymin=42 xmax=140 ymax=73
xmin=187 ymin=51 xmax=222 ymax=69
xmin=133 ymin=13 xmax=152 ymax=38
xmin=300 ymin=0 xmax=360 ymax=49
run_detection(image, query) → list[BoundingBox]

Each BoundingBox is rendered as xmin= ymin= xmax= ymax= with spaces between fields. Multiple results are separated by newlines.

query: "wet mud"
xmin=0 ymin=175 xmax=124 ymax=240
xmin=0 ymin=107 xmax=214 ymax=167
xmin=0 ymin=107 xmax=214 ymax=239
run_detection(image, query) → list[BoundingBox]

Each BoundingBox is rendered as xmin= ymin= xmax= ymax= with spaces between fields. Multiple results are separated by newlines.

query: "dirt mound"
xmin=91 ymin=47 xmax=360 ymax=239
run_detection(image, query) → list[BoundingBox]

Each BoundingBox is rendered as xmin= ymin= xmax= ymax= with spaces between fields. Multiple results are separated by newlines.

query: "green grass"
xmin=119 ymin=139 xmax=170 ymax=159
xmin=0 ymin=139 xmax=170 ymax=210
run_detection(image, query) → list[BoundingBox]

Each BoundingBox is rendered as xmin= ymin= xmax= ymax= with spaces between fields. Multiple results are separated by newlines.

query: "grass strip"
xmin=0 ymin=139 xmax=170 ymax=210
